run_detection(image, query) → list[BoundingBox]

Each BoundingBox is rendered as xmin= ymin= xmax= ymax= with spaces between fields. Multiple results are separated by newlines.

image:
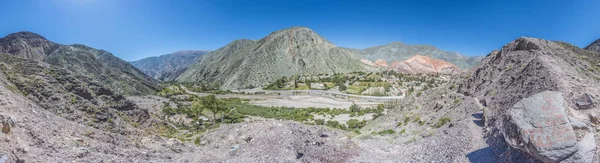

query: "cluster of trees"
xmin=183 ymin=82 xmax=221 ymax=92
xmin=157 ymin=85 xmax=185 ymax=97
xmin=265 ymin=76 xmax=289 ymax=90
xmin=163 ymin=95 xmax=241 ymax=124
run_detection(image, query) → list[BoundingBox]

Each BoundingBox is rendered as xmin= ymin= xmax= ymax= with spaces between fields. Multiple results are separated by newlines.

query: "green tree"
xmin=338 ymin=82 xmax=347 ymax=91
xmin=190 ymin=97 xmax=205 ymax=118
xmin=202 ymin=95 xmax=226 ymax=122
xmin=349 ymin=103 xmax=360 ymax=112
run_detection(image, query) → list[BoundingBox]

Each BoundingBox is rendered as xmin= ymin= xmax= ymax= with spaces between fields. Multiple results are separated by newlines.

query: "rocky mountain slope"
xmin=349 ymin=42 xmax=483 ymax=69
xmin=130 ymin=50 xmax=210 ymax=81
xmin=352 ymin=37 xmax=600 ymax=162
xmin=0 ymin=32 xmax=157 ymax=95
xmin=0 ymin=31 xmax=160 ymax=139
xmin=584 ymin=39 xmax=600 ymax=52
xmin=388 ymin=55 xmax=460 ymax=75
xmin=177 ymin=27 xmax=364 ymax=89
xmin=457 ymin=37 xmax=600 ymax=162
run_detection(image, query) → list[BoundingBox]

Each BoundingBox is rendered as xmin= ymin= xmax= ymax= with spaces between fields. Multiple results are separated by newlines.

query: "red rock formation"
xmin=389 ymin=55 xmax=459 ymax=75
xmin=360 ymin=58 xmax=376 ymax=67
xmin=374 ymin=59 xmax=389 ymax=67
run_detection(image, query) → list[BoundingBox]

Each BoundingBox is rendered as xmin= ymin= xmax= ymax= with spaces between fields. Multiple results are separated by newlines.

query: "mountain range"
xmin=130 ymin=50 xmax=210 ymax=81
xmin=131 ymin=27 xmax=482 ymax=89
xmin=176 ymin=27 xmax=365 ymax=89
xmin=345 ymin=42 xmax=483 ymax=69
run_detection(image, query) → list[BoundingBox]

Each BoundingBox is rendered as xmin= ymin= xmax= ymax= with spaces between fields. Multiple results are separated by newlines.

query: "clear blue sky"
xmin=0 ymin=0 xmax=598 ymax=61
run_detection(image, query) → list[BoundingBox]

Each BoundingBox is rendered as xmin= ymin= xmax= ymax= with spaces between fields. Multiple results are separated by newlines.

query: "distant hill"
xmin=389 ymin=55 xmax=459 ymax=75
xmin=0 ymin=31 xmax=158 ymax=95
xmin=177 ymin=27 xmax=364 ymax=89
xmin=346 ymin=42 xmax=483 ymax=69
xmin=130 ymin=50 xmax=210 ymax=81
xmin=584 ymin=39 xmax=600 ymax=52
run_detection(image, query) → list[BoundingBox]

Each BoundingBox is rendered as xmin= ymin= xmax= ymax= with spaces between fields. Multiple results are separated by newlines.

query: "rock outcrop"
xmin=503 ymin=91 xmax=578 ymax=162
xmin=458 ymin=37 xmax=600 ymax=162
xmin=389 ymin=55 xmax=460 ymax=75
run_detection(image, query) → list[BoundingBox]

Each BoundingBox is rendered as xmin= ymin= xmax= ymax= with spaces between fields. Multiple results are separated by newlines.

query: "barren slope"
xmin=0 ymin=32 xmax=157 ymax=95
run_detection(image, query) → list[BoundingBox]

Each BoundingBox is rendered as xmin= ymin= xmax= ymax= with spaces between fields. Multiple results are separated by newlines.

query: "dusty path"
xmin=463 ymin=98 xmax=496 ymax=163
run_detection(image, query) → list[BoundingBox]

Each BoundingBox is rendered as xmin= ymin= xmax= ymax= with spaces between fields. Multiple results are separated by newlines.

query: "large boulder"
xmin=503 ymin=91 xmax=579 ymax=162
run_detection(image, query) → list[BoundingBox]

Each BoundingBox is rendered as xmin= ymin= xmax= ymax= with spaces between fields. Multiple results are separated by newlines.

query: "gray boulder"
xmin=573 ymin=93 xmax=594 ymax=110
xmin=503 ymin=91 xmax=578 ymax=162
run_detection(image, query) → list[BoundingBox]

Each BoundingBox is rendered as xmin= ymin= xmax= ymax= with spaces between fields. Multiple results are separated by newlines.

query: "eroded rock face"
xmin=389 ymin=55 xmax=460 ymax=75
xmin=503 ymin=91 xmax=578 ymax=162
xmin=374 ymin=59 xmax=389 ymax=67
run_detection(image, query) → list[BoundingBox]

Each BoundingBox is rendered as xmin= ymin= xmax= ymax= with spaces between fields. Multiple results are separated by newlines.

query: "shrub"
xmin=377 ymin=129 xmax=395 ymax=135
xmin=412 ymin=115 xmax=420 ymax=123
xmin=349 ymin=104 xmax=360 ymax=112
xmin=396 ymin=121 xmax=402 ymax=126
xmin=194 ymin=137 xmax=201 ymax=146
xmin=453 ymin=99 xmax=462 ymax=104
xmin=399 ymin=129 xmax=406 ymax=134
xmin=346 ymin=119 xmax=366 ymax=129
xmin=403 ymin=116 xmax=411 ymax=124
xmin=315 ymin=119 xmax=325 ymax=125
xmin=433 ymin=116 xmax=451 ymax=128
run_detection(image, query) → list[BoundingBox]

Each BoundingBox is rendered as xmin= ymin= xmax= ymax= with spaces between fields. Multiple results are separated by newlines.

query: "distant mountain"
xmin=130 ymin=50 xmax=210 ymax=81
xmin=177 ymin=27 xmax=364 ymax=89
xmin=389 ymin=55 xmax=459 ymax=75
xmin=584 ymin=39 xmax=600 ymax=52
xmin=348 ymin=42 xmax=483 ymax=69
xmin=0 ymin=31 xmax=157 ymax=95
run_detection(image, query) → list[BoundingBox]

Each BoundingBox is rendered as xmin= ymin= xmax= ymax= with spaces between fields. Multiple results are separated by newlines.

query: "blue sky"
xmin=0 ymin=0 xmax=598 ymax=61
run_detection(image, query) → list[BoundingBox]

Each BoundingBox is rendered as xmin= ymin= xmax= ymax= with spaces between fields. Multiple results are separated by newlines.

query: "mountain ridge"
xmin=177 ymin=27 xmax=364 ymax=89
xmin=130 ymin=50 xmax=210 ymax=81
xmin=347 ymin=42 xmax=483 ymax=69
xmin=0 ymin=31 xmax=158 ymax=95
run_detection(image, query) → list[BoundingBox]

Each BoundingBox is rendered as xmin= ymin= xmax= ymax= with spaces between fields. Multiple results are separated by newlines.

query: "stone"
xmin=570 ymin=132 xmax=596 ymax=163
xmin=0 ymin=154 xmax=8 ymax=163
xmin=1 ymin=122 xmax=10 ymax=134
xmin=503 ymin=91 xmax=578 ymax=162
xmin=229 ymin=144 xmax=239 ymax=156
xmin=588 ymin=113 xmax=600 ymax=125
xmin=573 ymin=93 xmax=593 ymax=110
xmin=568 ymin=117 xmax=588 ymax=130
